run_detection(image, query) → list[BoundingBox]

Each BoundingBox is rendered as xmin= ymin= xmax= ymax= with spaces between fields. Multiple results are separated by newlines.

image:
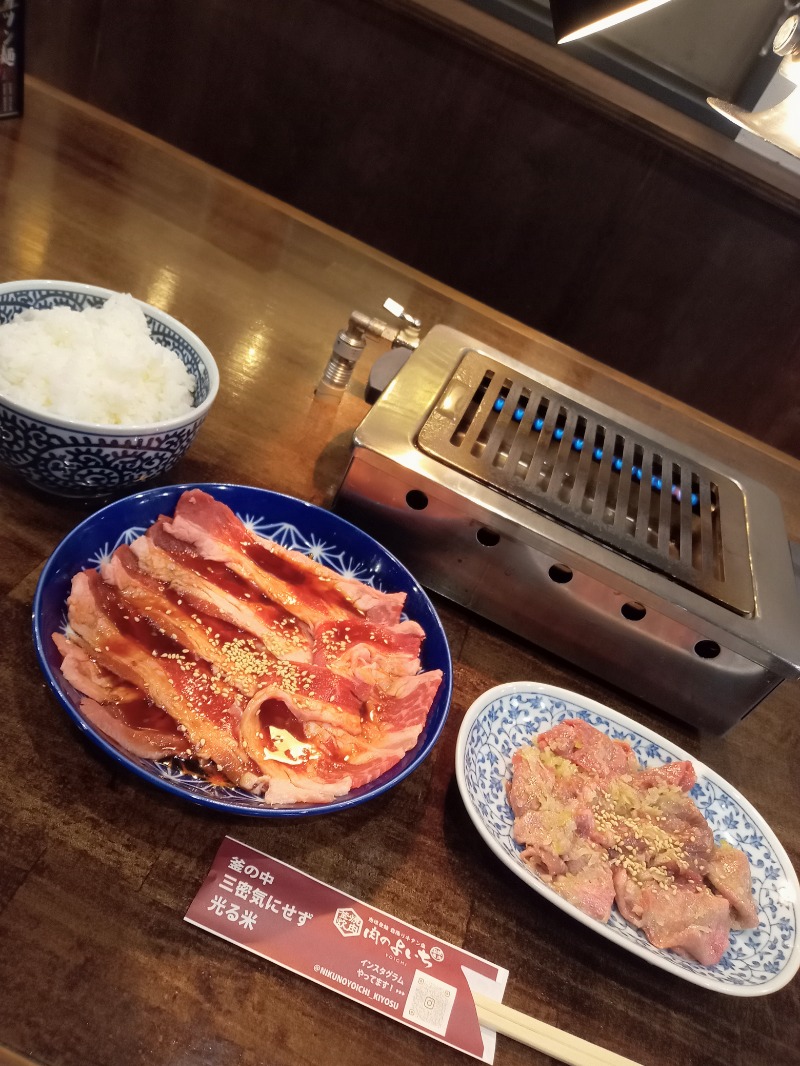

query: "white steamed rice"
xmin=0 ymin=293 xmax=197 ymax=425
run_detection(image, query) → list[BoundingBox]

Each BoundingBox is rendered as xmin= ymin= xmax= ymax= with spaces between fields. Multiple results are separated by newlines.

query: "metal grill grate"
xmin=417 ymin=351 xmax=754 ymax=614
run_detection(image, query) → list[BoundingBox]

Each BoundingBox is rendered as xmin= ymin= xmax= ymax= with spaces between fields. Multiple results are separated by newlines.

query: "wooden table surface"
xmin=1 ymin=80 xmax=799 ymax=1066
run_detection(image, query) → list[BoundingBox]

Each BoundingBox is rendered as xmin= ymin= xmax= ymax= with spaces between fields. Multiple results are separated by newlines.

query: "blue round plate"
xmin=456 ymin=682 xmax=800 ymax=996
xmin=33 ymin=483 xmax=452 ymax=816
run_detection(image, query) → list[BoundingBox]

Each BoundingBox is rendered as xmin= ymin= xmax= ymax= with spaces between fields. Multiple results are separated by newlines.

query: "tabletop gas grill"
xmin=334 ymin=326 xmax=800 ymax=732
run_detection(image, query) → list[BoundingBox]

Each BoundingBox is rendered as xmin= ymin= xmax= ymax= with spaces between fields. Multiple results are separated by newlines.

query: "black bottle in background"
xmin=1 ymin=0 xmax=23 ymax=119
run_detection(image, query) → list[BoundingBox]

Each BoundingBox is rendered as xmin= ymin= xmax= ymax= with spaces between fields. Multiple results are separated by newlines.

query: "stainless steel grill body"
xmin=335 ymin=327 xmax=800 ymax=732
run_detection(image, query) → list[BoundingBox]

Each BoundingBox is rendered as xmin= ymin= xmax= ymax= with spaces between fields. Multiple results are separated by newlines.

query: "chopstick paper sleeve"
xmin=186 ymin=836 xmax=509 ymax=1062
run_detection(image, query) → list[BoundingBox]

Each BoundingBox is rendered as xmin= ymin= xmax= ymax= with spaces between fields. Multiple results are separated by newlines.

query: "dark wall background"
xmin=23 ymin=0 xmax=800 ymax=457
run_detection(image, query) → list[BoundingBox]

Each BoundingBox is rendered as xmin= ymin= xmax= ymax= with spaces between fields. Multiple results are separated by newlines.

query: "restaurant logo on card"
xmin=333 ymin=906 xmax=364 ymax=937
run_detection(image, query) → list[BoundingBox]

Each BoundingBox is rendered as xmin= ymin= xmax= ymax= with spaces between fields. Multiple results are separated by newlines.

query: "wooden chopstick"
xmin=474 ymin=992 xmax=645 ymax=1066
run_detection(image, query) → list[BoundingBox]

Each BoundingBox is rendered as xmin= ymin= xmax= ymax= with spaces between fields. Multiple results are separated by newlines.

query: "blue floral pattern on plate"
xmin=33 ymin=484 xmax=452 ymax=817
xmin=455 ymin=682 xmax=800 ymax=995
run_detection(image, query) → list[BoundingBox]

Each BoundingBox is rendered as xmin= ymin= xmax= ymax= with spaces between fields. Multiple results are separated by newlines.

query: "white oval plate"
xmin=455 ymin=682 xmax=800 ymax=996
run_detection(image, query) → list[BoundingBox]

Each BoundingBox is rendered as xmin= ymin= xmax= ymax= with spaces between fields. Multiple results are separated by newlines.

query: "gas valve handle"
xmin=382 ymin=297 xmax=422 ymax=332
xmin=315 ymin=298 xmax=424 ymax=400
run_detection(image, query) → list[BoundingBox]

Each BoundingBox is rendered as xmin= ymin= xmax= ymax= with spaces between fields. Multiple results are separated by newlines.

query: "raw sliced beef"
xmin=313 ymin=618 xmax=424 ymax=699
xmin=705 ymin=840 xmax=760 ymax=929
xmin=302 ymin=670 xmax=443 ymax=791
xmin=538 ymin=718 xmax=639 ymax=779
xmin=509 ymin=719 xmax=758 ymax=966
xmin=550 ymin=859 xmax=616 ymax=923
xmin=64 ymin=568 xmax=263 ymax=791
xmin=639 ymin=882 xmax=733 ymax=966
xmin=52 ymin=489 xmax=443 ymax=806
xmin=162 ymin=489 xmax=405 ymax=627
xmin=131 ymin=520 xmax=312 ymax=662
xmin=54 ymin=633 xmax=190 ymax=760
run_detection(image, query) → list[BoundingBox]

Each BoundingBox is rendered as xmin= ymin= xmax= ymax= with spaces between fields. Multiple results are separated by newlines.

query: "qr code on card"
xmin=402 ymin=969 xmax=458 ymax=1036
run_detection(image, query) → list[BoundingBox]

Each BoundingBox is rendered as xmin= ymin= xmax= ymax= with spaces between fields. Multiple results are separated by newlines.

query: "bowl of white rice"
xmin=0 ymin=279 xmax=219 ymax=497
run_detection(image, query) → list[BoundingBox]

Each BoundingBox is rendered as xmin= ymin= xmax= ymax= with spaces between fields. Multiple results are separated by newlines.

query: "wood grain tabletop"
xmin=0 ymin=79 xmax=798 ymax=1066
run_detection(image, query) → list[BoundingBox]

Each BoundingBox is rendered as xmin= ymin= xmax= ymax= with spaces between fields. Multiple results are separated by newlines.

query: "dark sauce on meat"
xmin=150 ymin=525 xmax=305 ymax=630
xmin=112 ymin=695 xmax=183 ymax=735
xmin=242 ymin=540 xmax=358 ymax=617
xmin=254 ymin=698 xmax=322 ymax=767
xmin=87 ymin=574 xmax=238 ymax=728
xmin=259 ymin=699 xmax=309 ymax=750
xmin=92 ymin=575 xmax=181 ymax=658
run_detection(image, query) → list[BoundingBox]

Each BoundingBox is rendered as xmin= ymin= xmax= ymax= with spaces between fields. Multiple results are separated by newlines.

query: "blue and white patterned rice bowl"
xmin=455 ymin=681 xmax=800 ymax=996
xmin=0 ymin=279 xmax=219 ymax=497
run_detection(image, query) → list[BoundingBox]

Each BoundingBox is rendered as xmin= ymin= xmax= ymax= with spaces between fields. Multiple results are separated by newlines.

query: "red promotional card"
xmin=186 ymin=836 xmax=509 ymax=1062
